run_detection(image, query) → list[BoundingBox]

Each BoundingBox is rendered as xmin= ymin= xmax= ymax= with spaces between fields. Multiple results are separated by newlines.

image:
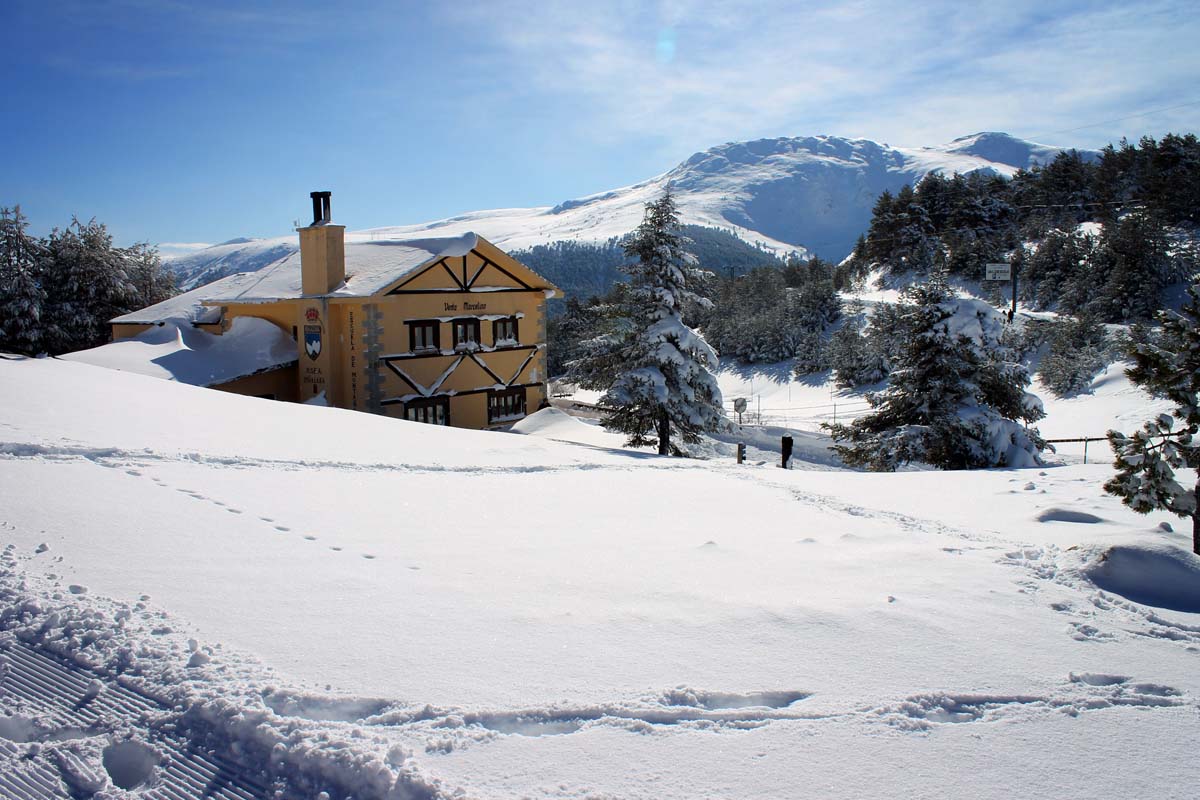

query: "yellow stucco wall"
xmin=111 ymin=323 xmax=154 ymax=340
xmin=213 ymin=365 xmax=299 ymax=402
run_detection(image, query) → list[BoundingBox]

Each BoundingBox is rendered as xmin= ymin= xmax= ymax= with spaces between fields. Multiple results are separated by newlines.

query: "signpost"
xmin=986 ymin=262 xmax=1018 ymax=322
xmin=733 ymin=397 xmax=747 ymax=465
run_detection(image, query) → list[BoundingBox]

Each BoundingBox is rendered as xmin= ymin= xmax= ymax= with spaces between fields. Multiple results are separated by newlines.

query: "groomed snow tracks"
xmin=0 ymin=640 xmax=267 ymax=799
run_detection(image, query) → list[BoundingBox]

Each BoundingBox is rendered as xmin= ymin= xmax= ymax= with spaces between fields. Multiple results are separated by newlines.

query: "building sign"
xmin=304 ymin=307 xmax=322 ymax=360
xmin=300 ymin=305 xmax=328 ymax=399
xmin=985 ymin=263 xmax=1012 ymax=282
xmin=443 ymin=301 xmax=488 ymax=312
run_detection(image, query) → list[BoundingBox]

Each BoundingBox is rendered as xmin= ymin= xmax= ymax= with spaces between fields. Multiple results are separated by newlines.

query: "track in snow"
xmin=0 ymin=640 xmax=267 ymax=799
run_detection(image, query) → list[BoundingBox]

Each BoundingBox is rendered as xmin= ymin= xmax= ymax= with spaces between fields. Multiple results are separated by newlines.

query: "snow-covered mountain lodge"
xmin=76 ymin=192 xmax=560 ymax=429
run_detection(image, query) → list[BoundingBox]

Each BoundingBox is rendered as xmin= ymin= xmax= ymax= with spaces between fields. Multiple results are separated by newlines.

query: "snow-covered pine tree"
xmin=1036 ymin=314 xmax=1109 ymax=397
xmin=124 ymin=242 xmax=177 ymax=309
xmin=42 ymin=217 xmax=135 ymax=353
xmin=593 ymin=190 xmax=728 ymax=455
xmin=827 ymin=319 xmax=872 ymax=389
xmin=0 ymin=205 xmax=46 ymax=355
xmin=1092 ymin=212 xmax=1171 ymax=322
xmin=791 ymin=329 xmax=827 ymax=378
xmin=1105 ymin=285 xmax=1200 ymax=554
xmin=827 ymin=300 xmax=889 ymax=389
xmin=825 ymin=272 xmax=1046 ymax=470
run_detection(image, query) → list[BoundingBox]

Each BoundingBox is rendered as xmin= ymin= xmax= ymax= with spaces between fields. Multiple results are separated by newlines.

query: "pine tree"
xmin=1036 ymin=315 xmax=1109 ymax=397
xmin=1105 ymin=285 xmax=1200 ymax=554
xmin=124 ymin=242 xmax=177 ymax=309
xmin=827 ymin=320 xmax=874 ymax=389
xmin=1091 ymin=212 xmax=1171 ymax=322
xmin=42 ymin=217 xmax=135 ymax=353
xmin=791 ymin=329 xmax=827 ymax=378
xmin=587 ymin=190 xmax=728 ymax=455
xmin=825 ymin=273 xmax=1045 ymax=470
xmin=0 ymin=206 xmax=46 ymax=355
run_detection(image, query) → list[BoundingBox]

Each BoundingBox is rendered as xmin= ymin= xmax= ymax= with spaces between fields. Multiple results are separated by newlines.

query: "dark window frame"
xmin=492 ymin=316 xmax=519 ymax=345
xmin=409 ymin=320 xmax=440 ymax=353
xmin=452 ymin=317 xmax=481 ymax=350
xmin=487 ymin=386 xmax=527 ymax=424
xmin=404 ymin=395 xmax=450 ymax=426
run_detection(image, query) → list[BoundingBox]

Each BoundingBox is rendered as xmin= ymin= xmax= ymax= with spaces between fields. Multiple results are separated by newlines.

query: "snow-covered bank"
xmin=1 ymin=358 xmax=1198 ymax=798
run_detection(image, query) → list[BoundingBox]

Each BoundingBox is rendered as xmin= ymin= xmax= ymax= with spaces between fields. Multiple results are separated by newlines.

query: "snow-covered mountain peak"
xmin=165 ymin=131 xmax=1087 ymax=290
xmin=935 ymin=131 xmax=1088 ymax=170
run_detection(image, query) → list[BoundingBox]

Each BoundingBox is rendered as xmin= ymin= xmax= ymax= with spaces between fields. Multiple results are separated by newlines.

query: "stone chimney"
xmin=299 ymin=191 xmax=346 ymax=295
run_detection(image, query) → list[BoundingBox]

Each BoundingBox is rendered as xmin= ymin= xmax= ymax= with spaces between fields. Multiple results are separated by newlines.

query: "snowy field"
xmin=1 ymin=356 xmax=1198 ymax=799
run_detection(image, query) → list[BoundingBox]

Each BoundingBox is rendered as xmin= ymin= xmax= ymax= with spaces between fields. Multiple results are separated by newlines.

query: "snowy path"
xmin=0 ymin=640 xmax=264 ymax=800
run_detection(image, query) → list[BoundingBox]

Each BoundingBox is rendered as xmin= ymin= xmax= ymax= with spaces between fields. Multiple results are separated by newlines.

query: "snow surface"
xmin=1 ymin=357 xmax=1197 ymax=799
xmin=61 ymin=316 xmax=297 ymax=387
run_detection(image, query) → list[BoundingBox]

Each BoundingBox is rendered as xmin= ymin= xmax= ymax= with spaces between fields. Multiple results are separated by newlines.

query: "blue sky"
xmin=2 ymin=0 xmax=1198 ymax=253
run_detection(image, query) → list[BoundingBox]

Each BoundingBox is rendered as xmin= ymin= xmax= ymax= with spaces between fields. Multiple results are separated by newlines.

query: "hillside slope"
xmin=0 ymin=356 xmax=1196 ymax=798
xmin=166 ymin=132 xmax=1085 ymax=291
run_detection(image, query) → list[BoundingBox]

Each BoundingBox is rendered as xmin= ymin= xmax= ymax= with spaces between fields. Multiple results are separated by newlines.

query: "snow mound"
xmin=509 ymin=406 xmax=579 ymax=436
xmin=1083 ymin=544 xmax=1200 ymax=614
xmin=62 ymin=316 xmax=297 ymax=387
xmin=509 ymin=407 xmax=636 ymax=450
xmin=1036 ymin=508 xmax=1106 ymax=524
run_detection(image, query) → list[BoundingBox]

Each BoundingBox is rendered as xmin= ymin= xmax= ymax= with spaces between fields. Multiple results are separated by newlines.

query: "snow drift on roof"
xmin=112 ymin=232 xmax=483 ymax=324
xmin=62 ymin=316 xmax=297 ymax=387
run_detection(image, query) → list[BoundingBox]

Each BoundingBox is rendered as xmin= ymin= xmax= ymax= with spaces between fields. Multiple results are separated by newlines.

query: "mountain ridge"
xmin=165 ymin=131 xmax=1092 ymax=291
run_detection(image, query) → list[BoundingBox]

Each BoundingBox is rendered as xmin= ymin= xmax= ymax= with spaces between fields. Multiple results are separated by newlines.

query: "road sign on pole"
xmin=986 ymin=263 xmax=1019 ymax=321
xmin=985 ymin=263 xmax=1011 ymax=281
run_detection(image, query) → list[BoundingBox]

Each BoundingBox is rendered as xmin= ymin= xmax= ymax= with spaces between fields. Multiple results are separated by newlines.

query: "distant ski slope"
xmin=167 ymin=131 xmax=1087 ymax=291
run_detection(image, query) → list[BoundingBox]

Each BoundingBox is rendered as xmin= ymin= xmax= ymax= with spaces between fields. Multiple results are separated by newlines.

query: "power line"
xmin=1026 ymin=99 xmax=1200 ymax=142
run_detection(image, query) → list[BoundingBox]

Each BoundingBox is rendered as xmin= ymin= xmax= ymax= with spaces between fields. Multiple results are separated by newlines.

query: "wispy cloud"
xmin=438 ymin=0 xmax=1200 ymax=157
xmin=156 ymin=242 xmax=212 ymax=259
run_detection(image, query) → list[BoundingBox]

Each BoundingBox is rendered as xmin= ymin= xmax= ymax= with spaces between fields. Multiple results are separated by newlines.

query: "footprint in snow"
xmin=260 ymin=517 xmax=274 ymax=522
xmin=303 ymin=535 xmax=316 ymax=541
xmin=329 ymin=546 xmax=342 ymax=552
xmin=275 ymin=526 xmax=290 ymax=532
xmin=362 ymin=554 xmax=377 ymax=560
xmin=226 ymin=508 xmax=242 ymax=514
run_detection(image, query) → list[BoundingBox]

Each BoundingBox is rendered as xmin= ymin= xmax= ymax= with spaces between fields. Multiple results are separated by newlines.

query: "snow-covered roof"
xmin=112 ymin=232 xmax=483 ymax=324
xmin=62 ymin=316 xmax=297 ymax=387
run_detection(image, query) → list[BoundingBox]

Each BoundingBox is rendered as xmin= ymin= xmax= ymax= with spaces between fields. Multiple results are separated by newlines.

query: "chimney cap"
xmin=309 ymin=191 xmax=333 ymax=226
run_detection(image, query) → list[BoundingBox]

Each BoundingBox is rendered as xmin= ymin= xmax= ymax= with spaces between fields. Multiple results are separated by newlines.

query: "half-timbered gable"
xmin=366 ymin=238 xmax=552 ymax=428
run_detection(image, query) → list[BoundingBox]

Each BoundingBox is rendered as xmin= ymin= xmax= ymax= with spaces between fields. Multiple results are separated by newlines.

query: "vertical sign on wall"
xmin=301 ymin=304 xmax=329 ymax=399
xmin=348 ymin=309 xmax=358 ymax=409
